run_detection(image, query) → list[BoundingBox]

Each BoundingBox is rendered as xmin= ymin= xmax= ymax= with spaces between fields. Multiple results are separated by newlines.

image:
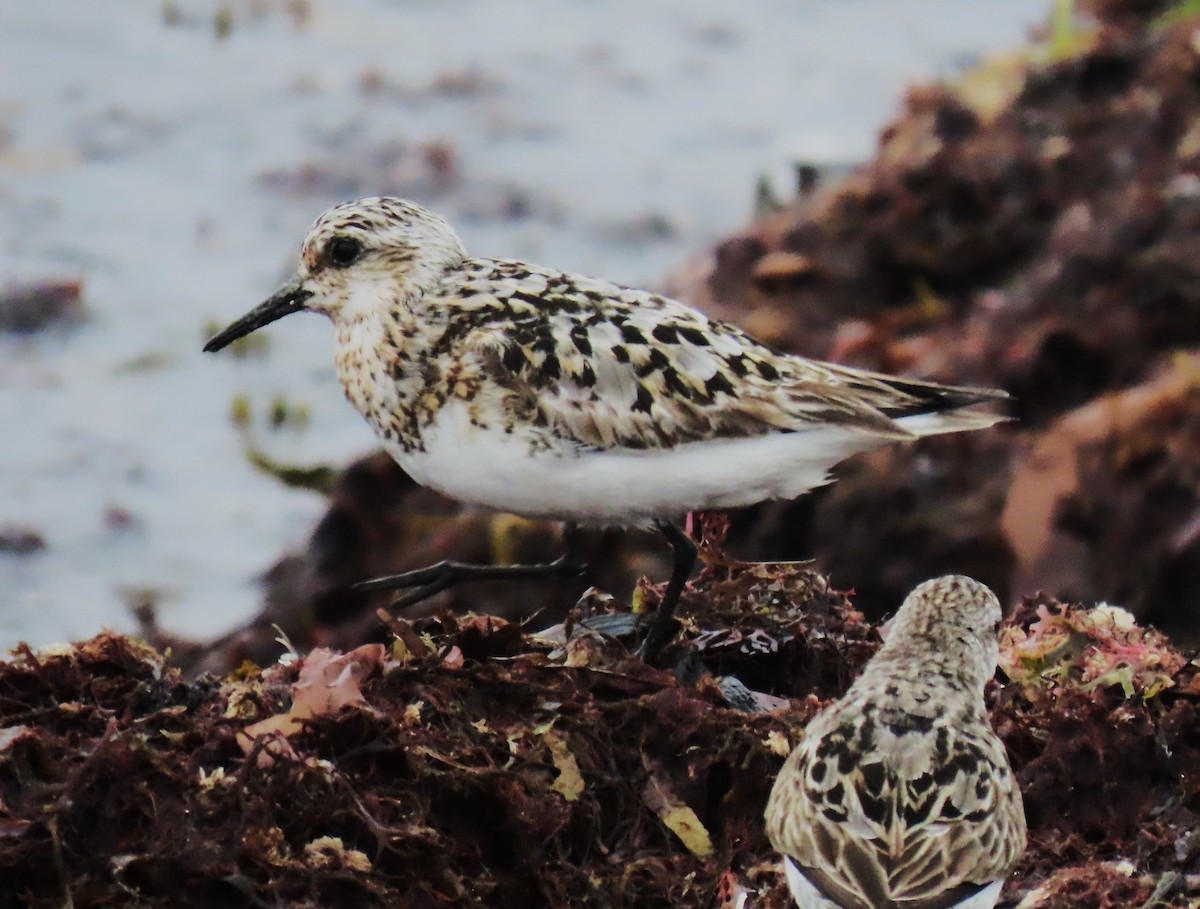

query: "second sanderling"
xmin=204 ymin=197 xmax=1008 ymax=659
xmin=765 ymin=575 xmax=1026 ymax=909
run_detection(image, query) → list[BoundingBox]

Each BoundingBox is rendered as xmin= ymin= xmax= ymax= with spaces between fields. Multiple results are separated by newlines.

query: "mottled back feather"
xmin=435 ymin=258 xmax=1005 ymax=452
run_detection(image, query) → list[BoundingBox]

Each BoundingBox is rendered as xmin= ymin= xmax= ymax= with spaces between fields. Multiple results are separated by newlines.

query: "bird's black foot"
xmin=635 ymin=520 xmax=698 ymax=663
xmin=354 ymin=523 xmax=586 ymax=608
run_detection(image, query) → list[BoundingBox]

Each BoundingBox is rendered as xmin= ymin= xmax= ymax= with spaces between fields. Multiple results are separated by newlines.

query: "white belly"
xmin=385 ymin=400 xmax=893 ymax=526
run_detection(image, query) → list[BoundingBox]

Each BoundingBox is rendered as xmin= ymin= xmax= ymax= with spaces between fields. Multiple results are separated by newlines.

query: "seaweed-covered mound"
xmin=0 ymin=559 xmax=855 ymax=909
xmin=662 ymin=0 xmax=1200 ymax=629
xmin=3 ymin=561 xmax=1199 ymax=908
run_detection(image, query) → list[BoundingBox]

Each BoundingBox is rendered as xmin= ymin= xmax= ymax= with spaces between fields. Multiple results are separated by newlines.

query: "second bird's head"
xmin=203 ymin=197 xmax=467 ymax=353
xmin=878 ymin=574 xmax=1005 ymax=686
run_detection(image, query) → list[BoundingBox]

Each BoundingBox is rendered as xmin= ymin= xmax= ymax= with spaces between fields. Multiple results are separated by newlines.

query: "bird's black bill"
xmin=202 ymin=284 xmax=313 ymax=353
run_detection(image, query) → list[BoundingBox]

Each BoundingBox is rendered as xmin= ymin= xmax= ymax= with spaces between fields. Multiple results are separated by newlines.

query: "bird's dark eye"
xmin=327 ymin=236 xmax=362 ymax=268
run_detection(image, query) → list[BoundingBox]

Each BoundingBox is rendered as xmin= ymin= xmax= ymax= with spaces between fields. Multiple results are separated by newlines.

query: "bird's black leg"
xmin=635 ymin=520 xmax=698 ymax=663
xmin=354 ymin=523 xmax=586 ymax=608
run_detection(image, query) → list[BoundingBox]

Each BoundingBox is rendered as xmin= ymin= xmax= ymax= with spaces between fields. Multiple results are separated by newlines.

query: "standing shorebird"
xmin=204 ymin=198 xmax=1008 ymax=660
xmin=765 ymin=575 xmax=1026 ymax=909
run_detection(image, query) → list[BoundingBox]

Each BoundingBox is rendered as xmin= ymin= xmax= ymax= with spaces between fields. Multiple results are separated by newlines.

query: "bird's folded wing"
xmin=447 ymin=273 xmax=979 ymax=450
xmin=888 ymin=732 xmax=1027 ymax=907
xmin=769 ymin=721 xmax=1024 ymax=909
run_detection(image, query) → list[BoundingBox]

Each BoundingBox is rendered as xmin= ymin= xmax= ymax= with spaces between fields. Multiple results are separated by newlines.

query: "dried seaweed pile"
xmin=3 ymin=552 xmax=1200 ymax=908
xmin=0 ymin=559 xmax=860 ymax=909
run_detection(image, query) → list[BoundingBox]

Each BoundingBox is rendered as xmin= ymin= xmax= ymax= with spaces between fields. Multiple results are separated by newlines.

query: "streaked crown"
xmin=876 ymin=575 xmax=1004 ymax=685
xmin=298 ymin=197 xmax=468 ymax=317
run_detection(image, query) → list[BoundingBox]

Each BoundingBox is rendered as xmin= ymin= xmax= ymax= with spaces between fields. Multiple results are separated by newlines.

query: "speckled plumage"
xmin=765 ymin=576 xmax=1026 ymax=909
xmin=205 ymin=197 xmax=1008 ymax=527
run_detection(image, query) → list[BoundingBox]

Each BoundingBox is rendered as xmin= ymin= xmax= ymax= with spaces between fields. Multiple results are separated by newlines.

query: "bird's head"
xmin=880 ymin=575 xmax=1005 ymax=685
xmin=203 ymin=197 xmax=467 ymax=352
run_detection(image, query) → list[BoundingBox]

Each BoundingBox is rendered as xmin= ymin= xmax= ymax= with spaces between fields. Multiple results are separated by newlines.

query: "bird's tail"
xmin=893 ymin=407 xmax=1011 ymax=437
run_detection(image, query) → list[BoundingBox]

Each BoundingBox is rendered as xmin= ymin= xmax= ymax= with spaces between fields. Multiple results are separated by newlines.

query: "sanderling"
xmin=204 ymin=198 xmax=1008 ymax=660
xmin=765 ymin=575 xmax=1026 ymax=909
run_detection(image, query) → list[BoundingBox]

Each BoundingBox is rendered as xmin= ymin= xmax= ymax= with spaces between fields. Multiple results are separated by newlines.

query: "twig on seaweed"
xmin=331 ymin=771 xmax=412 ymax=865
xmin=1167 ymin=642 xmax=1200 ymax=687
xmin=1137 ymin=871 xmax=1184 ymax=909
xmin=47 ymin=816 xmax=76 ymax=909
